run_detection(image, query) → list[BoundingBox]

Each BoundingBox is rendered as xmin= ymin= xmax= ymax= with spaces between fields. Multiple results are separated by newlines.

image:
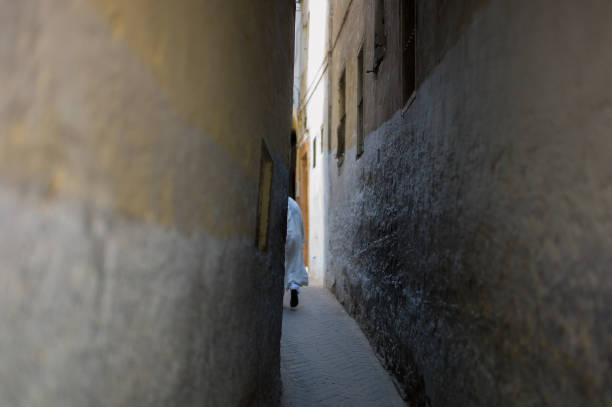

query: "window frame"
xmin=336 ymin=67 xmax=346 ymax=165
xmin=255 ymin=139 xmax=273 ymax=252
xmin=401 ymin=0 xmax=417 ymax=115
xmin=312 ymin=136 xmax=317 ymax=168
xmin=356 ymin=44 xmax=365 ymax=158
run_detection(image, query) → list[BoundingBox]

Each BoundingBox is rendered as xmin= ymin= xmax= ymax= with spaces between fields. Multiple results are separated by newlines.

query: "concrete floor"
xmin=281 ymin=286 xmax=406 ymax=407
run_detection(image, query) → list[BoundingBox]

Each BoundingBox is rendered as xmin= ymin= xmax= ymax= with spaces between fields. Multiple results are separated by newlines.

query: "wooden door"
xmin=297 ymin=143 xmax=309 ymax=268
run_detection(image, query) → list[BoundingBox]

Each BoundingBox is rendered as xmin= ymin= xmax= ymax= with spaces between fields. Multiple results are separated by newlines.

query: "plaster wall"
xmin=305 ymin=79 xmax=328 ymax=284
xmin=323 ymin=1 xmax=612 ymax=406
xmin=0 ymin=0 xmax=294 ymax=405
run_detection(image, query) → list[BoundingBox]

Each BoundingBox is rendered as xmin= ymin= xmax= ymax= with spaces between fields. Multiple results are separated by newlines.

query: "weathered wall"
xmin=324 ymin=0 xmax=612 ymax=406
xmin=0 ymin=0 xmax=294 ymax=406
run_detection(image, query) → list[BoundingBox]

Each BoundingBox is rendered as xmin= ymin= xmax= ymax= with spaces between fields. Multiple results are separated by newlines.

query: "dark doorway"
xmin=290 ymin=131 xmax=297 ymax=199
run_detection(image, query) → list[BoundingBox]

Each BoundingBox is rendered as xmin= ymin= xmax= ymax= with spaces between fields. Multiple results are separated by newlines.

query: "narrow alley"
xmin=281 ymin=287 xmax=405 ymax=407
xmin=0 ymin=1 xmax=611 ymax=406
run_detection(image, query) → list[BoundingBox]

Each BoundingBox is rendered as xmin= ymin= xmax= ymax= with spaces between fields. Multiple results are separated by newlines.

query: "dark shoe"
xmin=290 ymin=289 xmax=299 ymax=308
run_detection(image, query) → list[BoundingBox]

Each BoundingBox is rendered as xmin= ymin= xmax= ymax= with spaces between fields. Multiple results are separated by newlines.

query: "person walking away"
xmin=285 ymin=197 xmax=308 ymax=307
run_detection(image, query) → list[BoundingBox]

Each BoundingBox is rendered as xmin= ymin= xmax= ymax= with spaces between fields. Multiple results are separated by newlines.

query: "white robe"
xmin=284 ymin=197 xmax=309 ymax=289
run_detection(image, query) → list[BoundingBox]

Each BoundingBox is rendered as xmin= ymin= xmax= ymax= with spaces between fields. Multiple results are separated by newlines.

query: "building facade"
xmin=0 ymin=1 xmax=294 ymax=405
xmin=293 ymin=0 xmax=331 ymax=284
xmin=295 ymin=1 xmax=612 ymax=406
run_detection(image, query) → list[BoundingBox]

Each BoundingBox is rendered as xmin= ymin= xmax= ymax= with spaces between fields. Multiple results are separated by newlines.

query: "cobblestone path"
xmin=281 ymin=286 xmax=406 ymax=407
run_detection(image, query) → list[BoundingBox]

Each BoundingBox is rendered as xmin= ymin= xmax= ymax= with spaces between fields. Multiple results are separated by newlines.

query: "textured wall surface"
xmin=324 ymin=1 xmax=612 ymax=406
xmin=0 ymin=0 xmax=294 ymax=406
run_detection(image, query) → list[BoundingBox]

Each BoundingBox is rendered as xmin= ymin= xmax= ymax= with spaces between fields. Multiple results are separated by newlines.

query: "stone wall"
xmin=0 ymin=1 xmax=294 ymax=405
xmin=324 ymin=1 xmax=612 ymax=405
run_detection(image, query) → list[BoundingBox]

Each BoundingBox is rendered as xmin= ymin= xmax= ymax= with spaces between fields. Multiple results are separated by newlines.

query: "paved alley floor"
xmin=281 ymin=286 xmax=406 ymax=407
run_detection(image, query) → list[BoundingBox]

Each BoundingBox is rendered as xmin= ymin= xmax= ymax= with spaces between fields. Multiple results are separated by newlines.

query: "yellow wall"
xmin=0 ymin=0 xmax=294 ymax=237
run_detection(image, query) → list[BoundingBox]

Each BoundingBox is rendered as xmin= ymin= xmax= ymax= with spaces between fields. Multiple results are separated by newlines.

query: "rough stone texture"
xmin=323 ymin=1 xmax=612 ymax=406
xmin=280 ymin=286 xmax=405 ymax=407
xmin=0 ymin=0 xmax=294 ymax=405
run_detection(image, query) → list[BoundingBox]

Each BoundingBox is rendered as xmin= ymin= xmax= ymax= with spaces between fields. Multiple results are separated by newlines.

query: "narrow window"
xmin=320 ymin=125 xmax=324 ymax=151
xmin=337 ymin=68 xmax=346 ymax=164
xmin=402 ymin=0 xmax=416 ymax=108
xmin=357 ymin=46 xmax=364 ymax=158
xmin=255 ymin=140 xmax=273 ymax=252
xmin=312 ymin=136 xmax=317 ymax=168
xmin=373 ymin=0 xmax=386 ymax=74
